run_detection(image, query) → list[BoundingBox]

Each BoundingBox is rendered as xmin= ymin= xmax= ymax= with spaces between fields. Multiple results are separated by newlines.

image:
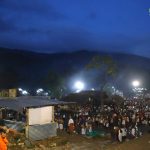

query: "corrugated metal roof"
xmin=0 ymin=96 xmax=75 ymax=111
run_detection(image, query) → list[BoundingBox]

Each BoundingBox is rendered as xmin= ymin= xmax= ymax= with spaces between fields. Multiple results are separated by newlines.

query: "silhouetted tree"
xmin=0 ymin=67 xmax=20 ymax=89
xmin=86 ymin=55 xmax=117 ymax=106
xmin=43 ymin=71 xmax=66 ymax=98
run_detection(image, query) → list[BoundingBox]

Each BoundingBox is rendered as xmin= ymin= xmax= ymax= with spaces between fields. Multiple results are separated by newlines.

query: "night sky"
xmin=0 ymin=0 xmax=150 ymax=58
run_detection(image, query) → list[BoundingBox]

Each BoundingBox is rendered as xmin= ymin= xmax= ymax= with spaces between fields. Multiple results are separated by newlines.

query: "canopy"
xmin=0 ymin=96 xmax=75 ymax=111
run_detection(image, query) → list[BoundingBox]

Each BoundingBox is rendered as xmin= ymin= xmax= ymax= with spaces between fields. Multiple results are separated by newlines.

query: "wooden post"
xmin=52 ymin=106 xmax=54 ymax=122
xmin=25 ymin=108 xmax=29 ymax=139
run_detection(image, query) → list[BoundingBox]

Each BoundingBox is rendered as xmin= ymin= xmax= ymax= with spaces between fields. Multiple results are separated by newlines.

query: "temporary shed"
xmin=0 ymin=96 xmax=75 ymax=140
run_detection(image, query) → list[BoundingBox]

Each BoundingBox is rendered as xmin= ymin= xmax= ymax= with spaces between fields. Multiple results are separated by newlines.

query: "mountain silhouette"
xmin=0 ymin=47 xmax=149 ymax=94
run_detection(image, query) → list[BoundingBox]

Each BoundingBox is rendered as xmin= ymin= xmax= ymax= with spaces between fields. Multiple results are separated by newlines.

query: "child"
xmin=81 ymin=125 xmax=86 ymax=135
xmin=131 ymin=127 xmax=136 ymax=138
xmin=121 ymin=126 xmax=127 ymax=141
xmin=59 ymin=118 xmax=64 ymax=131
xmin=118 ymin=129 xmax=123 ymax=142
xmin=88 ymin=124 xmax=92 ymax=133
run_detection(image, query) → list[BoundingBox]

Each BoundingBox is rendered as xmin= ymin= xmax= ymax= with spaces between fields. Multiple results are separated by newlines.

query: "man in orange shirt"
xmin=0 ymin=129 xmax=8 ymax=150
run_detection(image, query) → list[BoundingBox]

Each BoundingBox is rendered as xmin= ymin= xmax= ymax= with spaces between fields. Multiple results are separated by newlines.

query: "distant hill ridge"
xmin=0 ymin=47 xmax=149 ymax=91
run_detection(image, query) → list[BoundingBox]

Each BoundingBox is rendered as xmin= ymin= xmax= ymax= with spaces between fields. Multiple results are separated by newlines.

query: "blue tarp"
xmin=86 ymin=130 xmax=106 ymax=137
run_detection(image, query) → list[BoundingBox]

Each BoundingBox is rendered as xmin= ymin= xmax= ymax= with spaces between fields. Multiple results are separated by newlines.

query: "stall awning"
xmin=0 ymin=96 xmax=75 ymax=111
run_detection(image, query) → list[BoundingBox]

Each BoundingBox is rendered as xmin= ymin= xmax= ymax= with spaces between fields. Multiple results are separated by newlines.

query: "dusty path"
xmin=9 ymin=131 xmax=150 ymax=150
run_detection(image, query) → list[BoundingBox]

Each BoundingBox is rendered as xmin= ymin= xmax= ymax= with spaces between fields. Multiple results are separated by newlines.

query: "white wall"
xmin=28 ymin=106 xmax=53 ymax=125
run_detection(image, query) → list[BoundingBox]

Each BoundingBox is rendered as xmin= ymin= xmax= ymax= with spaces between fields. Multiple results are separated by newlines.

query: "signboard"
xmin=9 ymin=89 xmax=17 ymax=98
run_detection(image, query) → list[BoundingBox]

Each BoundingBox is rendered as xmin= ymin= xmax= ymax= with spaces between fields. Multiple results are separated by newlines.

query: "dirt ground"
xmin=8 ymin=131 xmax=150 ymax=150
xmin=105 ymin=134 xmax=150 ymax=150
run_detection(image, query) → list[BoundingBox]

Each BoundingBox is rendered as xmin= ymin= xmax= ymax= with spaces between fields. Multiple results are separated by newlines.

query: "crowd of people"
xmin=0 ymin=98 xmax=149 ymax=149
xmin=55 ymin=99 xmax=150 ymax=142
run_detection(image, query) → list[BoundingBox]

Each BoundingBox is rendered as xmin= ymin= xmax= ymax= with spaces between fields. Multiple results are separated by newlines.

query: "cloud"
xmin=0 ymin=0 xmax=66 ymax=20
xmin=0 ymin=0 xmax=68 ymax=38
xmin=0 ymin=22 xmax=150 ymax=58
xmin=88 ymin=12 xmax=97 ymax=20
xmin=0 ymin=24 xmax=94 ymax=52
xmin=0 ymin=0 xmax=149 ymax=58
xmin=0 ymin=18 xmax=16 ymax=32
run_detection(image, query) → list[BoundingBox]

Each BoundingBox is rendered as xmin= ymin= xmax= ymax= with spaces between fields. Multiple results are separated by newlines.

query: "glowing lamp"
xmin=74 ymin=81 xmax=84 ymax=91
xmin=132 ymin=80 xmax=140 ymax=87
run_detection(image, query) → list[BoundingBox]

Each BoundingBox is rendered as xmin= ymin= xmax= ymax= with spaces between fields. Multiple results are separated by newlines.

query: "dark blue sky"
xmin=0 ymin=0 xmax=150 ymax=58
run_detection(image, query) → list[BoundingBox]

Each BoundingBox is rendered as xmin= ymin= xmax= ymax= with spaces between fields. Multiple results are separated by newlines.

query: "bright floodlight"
xmin=18 ymin=88 xmax=23 ymax=92
xmin=22 ymin=90 xmax=28 ymax=95
xmin=91 ymin=88 xmax=95 ymax=91
xmin=74 ymin=81 xmax=84 ymax=91
xmin=132 ymin=80 xmax=140 ymax=87
xmin=36 ymin=88 xmax=44 ymax=93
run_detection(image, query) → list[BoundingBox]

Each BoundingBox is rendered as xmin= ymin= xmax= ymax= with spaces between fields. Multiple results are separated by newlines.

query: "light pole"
xmin=132 ymin=80 xmax=140 ymax=99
